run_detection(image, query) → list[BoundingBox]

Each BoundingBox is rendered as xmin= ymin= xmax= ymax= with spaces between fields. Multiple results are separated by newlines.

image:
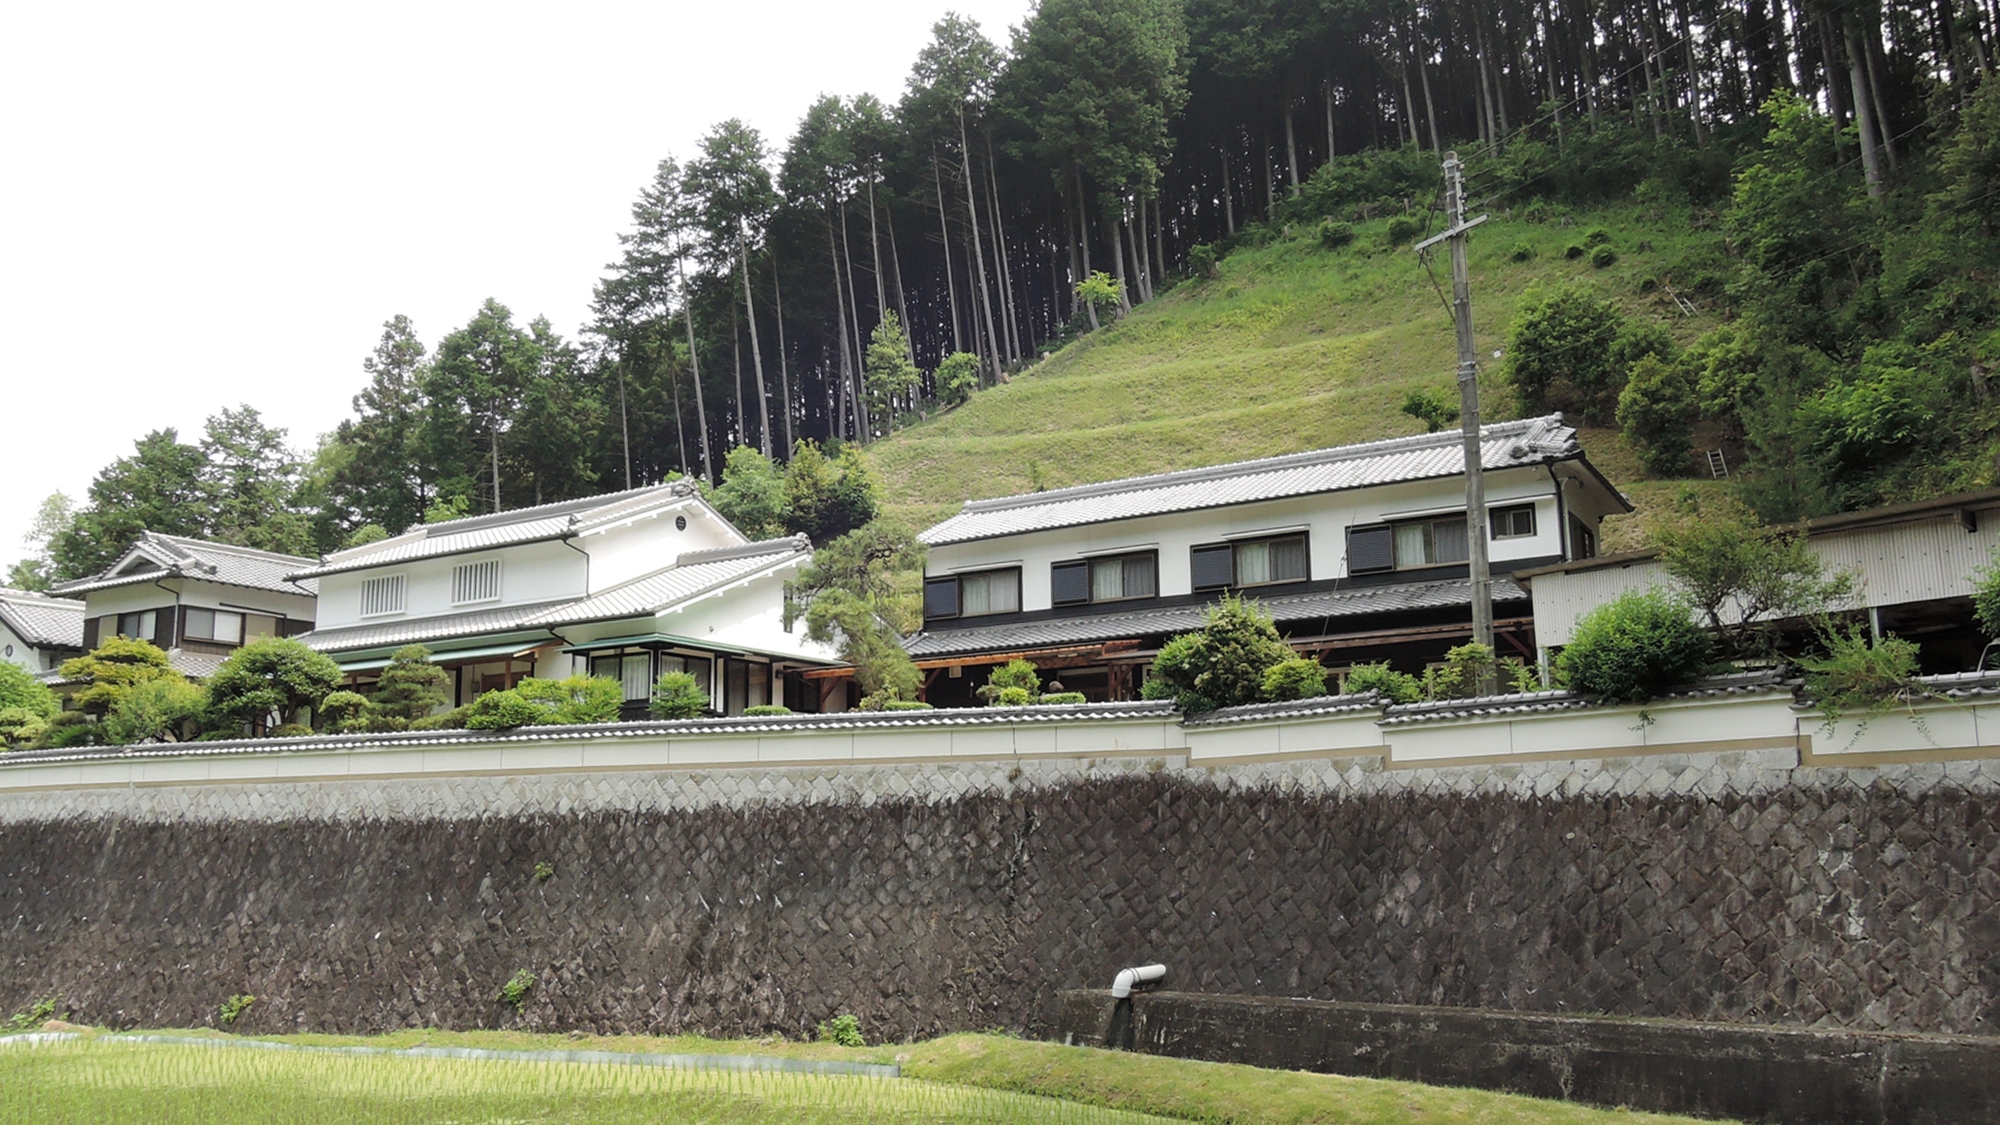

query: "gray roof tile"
xmin=49 ymin=534 xmax=317 ymax=597
xmin=0 ymin=588 xmax=84 ymax=648
xmin=903 ymin=575 xmax=1528 ymax=658
xmin=920 ymin=415 xmax=1582 ymax=546
xmin=291 ymin=481 xmax=707 ymax=579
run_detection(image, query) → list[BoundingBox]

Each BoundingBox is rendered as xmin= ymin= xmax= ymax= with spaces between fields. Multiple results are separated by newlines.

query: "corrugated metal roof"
xmin=919 ymin=415 xmax=1583 ymax=546
xmin=527 ymin=538 xmax=811 ymax=626
xmin=49 ymin=533 xmax=318 ymax=597
xmin=291 ymin=481 xmax=709 ymax=579
xmin=0 ymin=588 xmax=84 ymax=648
xmin=0 ymin=699 xmax=1181 ymax=765
xmin=903 ymin=575 xmax=1528 ymax=658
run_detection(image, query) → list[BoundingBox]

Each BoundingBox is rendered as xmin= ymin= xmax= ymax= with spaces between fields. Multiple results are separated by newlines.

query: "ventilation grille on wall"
xmin=452 ymin=559 xmax=502 ymax=605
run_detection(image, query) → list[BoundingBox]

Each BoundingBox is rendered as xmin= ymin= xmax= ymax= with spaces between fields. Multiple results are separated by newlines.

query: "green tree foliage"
xmin=1341 ymin=662 xmax=1422 ymax=704
xmin=318 ymin=689 xmax=373 ymax=732
xmin=1074 ymin=271 xmax=1123 ymax=327
xmin=1798 ymin=623 xmax=1925 ymax=736
xmin=1260 ymin=656 xmax=1327 ymax=701
xmin=1655 ymin=495 xmax=1854 ymax=660
xmin=1422 ymin=643 xmax=1497 ymax=700
xmin=1556 ymin=590 xmax=1713 ymax=704
xmin=933 ymin=353 xmax=980 ymax=406
xmin=49 ymin=431 xmax=208 ymax=580
xmin=325 ymin=316 xmax=432 ymax=537
xmin=104 ymin=677 xmax=208 ymax=744
xmin=1504 ymin=284 xmax=1672 ymax=424
xmin=0 ymin=707 xmax=51 ymax=751
xmin=979 ymin=658 xmax=1040 ymax=705
xmin=0 ymin=660 xmax=58 ymax=721
xmin=203 ymin=637 xmax=345 ymax=737
xmin=1400 ymin=389 xmax=1459 ymax=433
xmin=371 ymin=645 xmax=451 ymax=726
xmin=648 ymin=671 xmax=710 ymax=719
xmin=200 ymin=405 xmax=313 ymax=556
xmin=1617 ymin=354 xmax=1700 ymax=476
xmin=708 ymin=446 xmax=789 ymax=539
xmin=512 ymin=675 xmax=623 ymax=724
xmin=5 ymin=492 xmax=75 ymax=591
xmin=61 ymin=637 xmax=180 ymax=719
xmin=781 ymin=442 xmax=878 ymax=546
xmin=423 ymin=299 xmax=539 ymax=514
xmin=786 ymin=520 xmax=925 ymax=704
xmin=1144 ymin=595 xmax=1296 ymax=712
xmin=463 ymin=689 xmax=546 ymax=731
xmin=864 ymin=313 xmax=921 ymax=432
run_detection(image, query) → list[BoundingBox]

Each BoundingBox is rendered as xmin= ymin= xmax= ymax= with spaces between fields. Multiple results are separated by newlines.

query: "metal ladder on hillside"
xmin=1706 ymin=449 xmax=1729 ymax=479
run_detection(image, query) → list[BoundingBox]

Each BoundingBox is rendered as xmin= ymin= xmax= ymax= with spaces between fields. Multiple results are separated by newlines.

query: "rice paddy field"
xmin=0 ymin=1029 xmax=1726 ymax=1125
xmin=0 ymin=1035 xmax=1175 ymax=1125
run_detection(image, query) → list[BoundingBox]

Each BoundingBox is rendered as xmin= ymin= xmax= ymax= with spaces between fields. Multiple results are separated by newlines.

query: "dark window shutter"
xmin=82 ymin=616 xmax=99 ymax=650
xmin=155 ymin=607 xmax=176 ymax=648
xmin=1190 ymin=544 xmax=1234 ymax=590
xmin=923 ymin=577 xmax=960 ymax=619
xmin=1051 ymin=561 xmax=1090 ymax=606
xmin=1347 ymin=525 xmax=1395 ymax=574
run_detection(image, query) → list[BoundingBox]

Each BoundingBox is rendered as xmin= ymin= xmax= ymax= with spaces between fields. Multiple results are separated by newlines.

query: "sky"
xmin=0 ymin=0 xmax=1035 ymax=570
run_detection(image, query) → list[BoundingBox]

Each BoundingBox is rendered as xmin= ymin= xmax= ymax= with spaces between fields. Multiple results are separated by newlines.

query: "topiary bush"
xmin=742 ymin=705 xmax=792 ymax=716
xmin=1261 ymin=657 xmax=1328 ymax=701
xmin=1147 ymin=595 xmax=1299 ymax=712
xmin=1342 ymin=662 xmax=1423 ymax=703
xmin=995 ymin=686 xmax=1033 ymax=706
xmin=1555 ymin=590 xmax=1714 ymax=704
xmin=464 ymin=690 xmax=545 ymax=730
xmin=1385 ymin=215 xmax=1422 ymax=245
xmin=318 ymin=690 xmax=372 ymax=731
xmin=268 ymin=723 xmax=313 ymax=738
xmin=1039 ymin=691 xmax=1088 ymax=705
xmin=409 ymin=705 xmax=469 ymax=731
xmin=0 ymin=706 xmax=51 ymax=750
xmin=981 ymin=658 xmax=1040 ymax=705
xmin=881 ymin=700 xmax=934 ymax=710
xmin=1317 ymin=220 xmax=1356 ymax=249
xmin=1590 ymin=245 xmax=1619 ymax=269
xmin=648 ymin=671 xmax=709 ymax=720
xmin=513 ymin=675 xmax=622 ymax=724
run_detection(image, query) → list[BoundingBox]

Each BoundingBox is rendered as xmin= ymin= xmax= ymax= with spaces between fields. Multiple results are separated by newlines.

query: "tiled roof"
xmin=527 ymin=538 xmax=811 ymax=627
xmin=1183 ymin=693 xmax=1386 ymax=725
xmin=296 ymin=538 xmax=813 ymax=654
xmin=49 ymin=533 xmax=317 ymax=597
xmin=298 ymin=600 xmax=576 ymax=654
xmin=1378 ymin=670 xmax=1793 ymax=725
xmin=903 ymin=575 xmax=1528 ymax=658
xmin=0 ymin=699 xmax=1180 ymax=764
xmin=920 ymin=415 xmax=1585 ymax=546
xmin=291 ymin=481 xmax=711 ymax=579
xmin=0 ymin=588 xmax=84 ymax=649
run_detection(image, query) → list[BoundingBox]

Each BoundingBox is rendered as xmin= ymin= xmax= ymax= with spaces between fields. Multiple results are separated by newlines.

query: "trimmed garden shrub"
xmin=881 ymin=700 xmax=934 ymax=710
xmin=513 ymin=675 xmax=622 ymax=724
xmin=981 ymin=658 xmax=1040 ymax=705
xmin=1555 ymin=589 xmax=1713 ymax=703
xmin=1147 ymin=595 xmax=1299 ymax=712
xmin=1342 ymin=662 xmax=1423 ymax=703
xmin=648 ymin=671 xmax=709 ymax=719
xmin=742 ymin=705 xmax=792 ymax=716
xmin=1261 ymin=657 xmax=1328 ymax=701
xmin=464 ymin=690 xmax=544 ymax=731
xmin=1039 ymin=691 xmax=1088 ymax=705
xmin=996 ymin=686 xmax=1033 ymax=706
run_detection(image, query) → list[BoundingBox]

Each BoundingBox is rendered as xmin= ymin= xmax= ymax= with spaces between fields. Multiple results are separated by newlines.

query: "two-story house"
xmin=0 ymin=588 xmax=84 ymax=676
xmin=290 ymin=481 xmax=843 ymax=717
xmin=905 ymin=414 xmax=1628 ymax=705
xmin=48 ymin=533 xmax=319 ymax=679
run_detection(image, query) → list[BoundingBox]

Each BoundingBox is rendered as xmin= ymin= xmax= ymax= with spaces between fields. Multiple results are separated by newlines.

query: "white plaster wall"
xmin=579 ymin=501 xmax=744 ymax=592
xmin=925 ymin=464 xmax=1573 ymax=614
xmin=0 ymin=620 xmax=35 ymax=670
xmin=316 ymin=541 xmax=587 ymax=630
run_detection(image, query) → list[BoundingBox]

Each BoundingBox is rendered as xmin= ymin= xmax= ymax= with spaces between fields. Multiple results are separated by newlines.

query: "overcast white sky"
xmin=0 ymin=0 xmax=1035 ymax=569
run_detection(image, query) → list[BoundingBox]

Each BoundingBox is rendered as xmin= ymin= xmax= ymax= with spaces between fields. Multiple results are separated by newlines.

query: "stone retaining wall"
xmin=3 ymin=748 xmax=1996 ymax=1045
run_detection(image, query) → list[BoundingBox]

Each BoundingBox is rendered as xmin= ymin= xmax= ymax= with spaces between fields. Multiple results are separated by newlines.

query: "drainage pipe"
xmin=1111 ymin=964 xmax=1166 ymax=999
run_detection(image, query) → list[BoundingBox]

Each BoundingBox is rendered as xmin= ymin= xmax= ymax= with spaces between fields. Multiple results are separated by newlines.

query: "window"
xmin=592 ymin=653 xmax=655 ymax=702
xmin=1190 ymin=535 xmax=1310 ymax=591
xmin=1569 ymin=514 xmax=1598 ymax=560
xmin=360 ymin=575 xmax=405 ymax=616
xmin=1394 ymin=517 xmax=1468 ymax=568
xmin=115 ymin=610 xmax=156 ymax=640
xmin=452 ymin=559 xmax=503 ymax=605
xmin=183 ymin=608 xmax=244 ymax=644
xmin=1491 ymin=504 xmax=1536 ymax=539
xmin=924 ymin=568 xmax=1021 ymax=619
xmin=1053 ymin=553 xmax=1157 ymax=606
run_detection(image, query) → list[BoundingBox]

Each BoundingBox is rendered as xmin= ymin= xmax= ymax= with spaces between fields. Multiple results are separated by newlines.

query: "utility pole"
xmin=1414 ymin=152 xmax=1494 ymax=686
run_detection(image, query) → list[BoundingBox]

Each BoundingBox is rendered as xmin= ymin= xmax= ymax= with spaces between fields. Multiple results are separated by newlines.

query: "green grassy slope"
xmin=868 ymin=202 xmax=1727 ymax=551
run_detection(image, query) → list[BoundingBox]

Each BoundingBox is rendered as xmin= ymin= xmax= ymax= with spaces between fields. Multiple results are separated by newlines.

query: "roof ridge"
xmin=148 ymin=533 xmax=317 ymax=565
xmin=674 ymin=535 xmax=812 ymax=566
xmin=0 ymin=587 xmax=82 ymax=605
xmin=421 ymin=480 xmax=696 ymax=535
xmin=954 ymin=415 xmax=1565 ymax=517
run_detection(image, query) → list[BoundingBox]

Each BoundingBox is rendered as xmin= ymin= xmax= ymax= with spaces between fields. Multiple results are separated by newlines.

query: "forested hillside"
xmin=13 ymin=0 xmax=2000 ymax=586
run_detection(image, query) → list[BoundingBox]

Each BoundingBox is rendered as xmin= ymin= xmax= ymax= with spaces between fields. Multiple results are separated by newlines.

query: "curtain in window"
xmin=1432 ymin=519 xmax=1469 ymax=563
xmin=620 ymin=654 xmax=652 ymax=702
xmin=1091 ymin=560 xmax=1124 ymax=601
xmin=1269 ymin=538 xmax=1307 ymax=582
xmin=961 ymin=572 xmax=1018 ymax=615
xmin=1393 ymin=524 xmax=1427 ymax=568
xmin=1122 ymin=555 xmax=1157 ymax=597
xmin=1235 ymin=540 xmax=1271 ymax=584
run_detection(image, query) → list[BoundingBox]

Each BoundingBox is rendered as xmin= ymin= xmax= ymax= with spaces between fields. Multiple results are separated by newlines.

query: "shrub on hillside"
xmin=1504 ymin=283 xmax=1673 ymax=423
xmin=648 ymin=671 xmax=709 ymax=720
xmin=1508 ymin=242 xmax=1536 ymax=262
xmin=934 ymin=352 xmax=981 ymax=406
xmin=1317 ymin=220 xmax=1356 ymax=249
xmin=1400 ymin=388 xmax=1460 ymax=433
xmin=1342 ymin=662 xmax=1423 ymax=703
xmin=1590 ymin=245 xmax=1619 ymax=268
xmin=1564 ymin=243 xmax=1586 ymax=260
xmin=1618 ymin=354 xmax=1701 ymax=476
xmin=1261 ymin=657 xmax=1329 ymax=701
xmin=1556 ymin=590 xmax=1713 ymax=704
xmin=1186 ymin=242 xmax=1219 ymax=278
xmin=1386 ymin=215 xmax=1422 ymax=245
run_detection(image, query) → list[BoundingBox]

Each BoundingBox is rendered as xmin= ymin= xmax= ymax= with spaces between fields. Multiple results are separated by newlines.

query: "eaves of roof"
xmin=0 ymin=591 xmax=85 ymax=648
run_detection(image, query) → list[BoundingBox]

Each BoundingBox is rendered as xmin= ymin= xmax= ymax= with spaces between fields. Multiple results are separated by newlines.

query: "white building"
xmin=1522 ymin=487 xmax=2000 ymax=673
xmin=0 ymin=588 xmax=84 ymax=675
xmin=48 ymin=534 xmax=319 ymax=679
xmin=907 ymin=414 xmax=1628 ymax=704
xmin=290 ymin=481 xmax=843 ymax=717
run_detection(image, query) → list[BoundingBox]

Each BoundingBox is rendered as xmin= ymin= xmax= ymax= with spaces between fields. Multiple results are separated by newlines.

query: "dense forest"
xmin=13 ymin=0 xmax=2000 ymax=586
